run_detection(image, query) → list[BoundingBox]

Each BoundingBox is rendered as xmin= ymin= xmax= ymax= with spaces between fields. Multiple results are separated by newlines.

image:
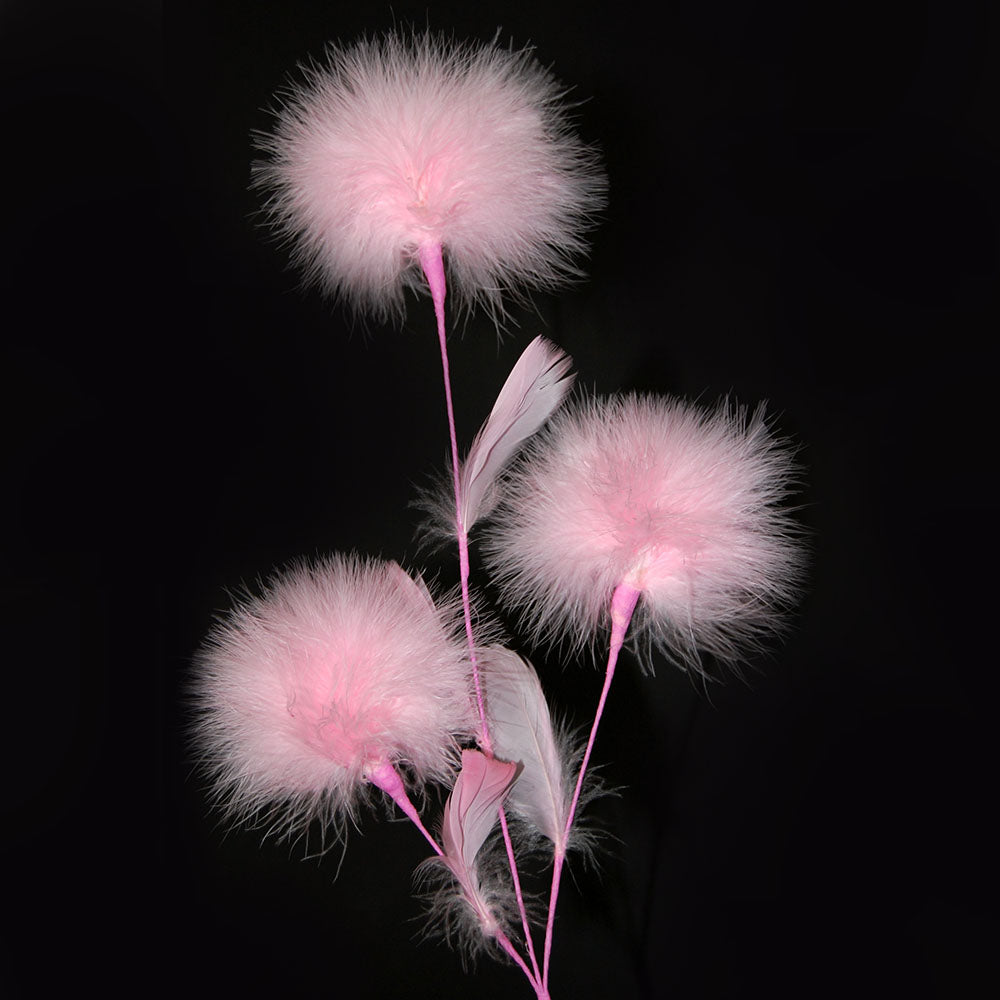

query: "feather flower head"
xmin=191 ymin=554 xmax=476 ymax=842
xmin=484 ymin=394 xmax=803 ymax=671
xmin=254 ymin=30 xmax=606 ymax=322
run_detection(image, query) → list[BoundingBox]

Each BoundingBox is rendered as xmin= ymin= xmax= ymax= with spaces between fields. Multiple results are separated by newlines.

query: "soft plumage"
xmin=419 ymin=750 xmax=522 ymax=962
xmin=458 ymin=336 xmax=574 ymax=534
xmin=480 ymin=647 xmax=572 ymax=853
xmin=191 ymin=554 xmax=476 ymax=842
xmin=253 ymin=30 xmax=606 ymax=321
xmin=440 ymin=750 xmax=518 ymax=940
xmin=483 ymin=394 xmax=803 ymax=671
xmin=419 ymin=335 xmax=575 ymax=544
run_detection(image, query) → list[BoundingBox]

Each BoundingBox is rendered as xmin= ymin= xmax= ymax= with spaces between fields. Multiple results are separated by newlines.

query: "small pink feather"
xmin=480 ymin=647 xmax=571 ymax=853
xmin=484 ymin=395 xmax=804 ymax=672
xmin=254 ymin=31 xmax=606 ymax=322
xmin=458 ymin=336 xmax=574 ymax=534
xmin=438 ymin=749 xmax=518 ymax=940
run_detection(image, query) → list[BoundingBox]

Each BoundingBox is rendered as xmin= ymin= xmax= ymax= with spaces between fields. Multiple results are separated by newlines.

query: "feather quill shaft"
xmin=458 ymin=336 xmax=574 ymax=535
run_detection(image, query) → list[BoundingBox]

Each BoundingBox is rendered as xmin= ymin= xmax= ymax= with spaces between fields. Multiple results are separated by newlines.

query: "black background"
xmin=2 ymin=1 xmax=998 ymax=997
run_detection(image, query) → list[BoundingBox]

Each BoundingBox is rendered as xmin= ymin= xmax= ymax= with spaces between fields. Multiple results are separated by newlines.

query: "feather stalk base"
xmin=541 ymin=582 xmax=641 ymax=989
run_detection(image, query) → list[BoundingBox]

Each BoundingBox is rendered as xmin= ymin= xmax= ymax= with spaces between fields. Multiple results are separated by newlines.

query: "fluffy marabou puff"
xmin=253 ymin=30 xmax=606 ymax=322
xmin=483 ymin=395 xmax=804 ymax=672
xmin=191 ymin=554 xmax=477 ymax=842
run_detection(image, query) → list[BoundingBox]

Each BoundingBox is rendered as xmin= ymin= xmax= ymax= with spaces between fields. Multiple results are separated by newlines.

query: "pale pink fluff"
xmin=253 ymin=31 xmax=606 ymax=322
xmin=483 ymin=395 xmax=803 ymax=671
xmin=191 ymin=554 xmax=477 ymax=842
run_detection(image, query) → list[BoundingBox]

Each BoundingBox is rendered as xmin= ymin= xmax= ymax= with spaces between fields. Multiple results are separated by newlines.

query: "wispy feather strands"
xmin=484 ymin=394 xmax=804 ymax=673
xmin=253 ymin=30 xmax=606 ymax=322
xmin=190 ymin=554 xmax=477 ymax=844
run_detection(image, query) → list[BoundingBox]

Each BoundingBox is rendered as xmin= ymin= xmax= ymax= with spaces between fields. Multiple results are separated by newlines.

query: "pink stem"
xmin=419 ymin=243 xmax=539 ymax=987
xmin=499 ymin=805 xmax=543 ymax=985
xmin=419 ymin=242 xmax=491 ymax=755
xmin=369 ymin=766 xmax=545 ymax=997
xmin=366 ymin=760 xmax=443 ymax=857
xmin=496 ymin=929 xmax=545 ymax=996
xmin=541 ymin=582 xmax=641 ymax=989
xmin=367 ymin=768 xmax=546 ymax=997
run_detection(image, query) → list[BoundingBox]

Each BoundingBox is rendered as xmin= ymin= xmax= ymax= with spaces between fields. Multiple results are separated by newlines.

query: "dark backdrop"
xmin=2 ymin=2 xmax=997 ymax=997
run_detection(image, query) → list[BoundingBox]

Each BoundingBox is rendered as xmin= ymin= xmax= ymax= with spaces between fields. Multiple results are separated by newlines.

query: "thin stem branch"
xmin=541 ymin=582 xmax=641 ymax=989
xmin=496 ymin=929 xmax=545 ymax=996
xmin=366 ymin=760 xmax=443 ymax=857
xmin=499 ymin=805 xmax=543 ymax=985
xmin=419 ymin=243 xmax=539 ymax=991
xmin=370 ymin=763 xmax=544 ymax=994
xmin=419 ymin=242 xmax=491 ymax=754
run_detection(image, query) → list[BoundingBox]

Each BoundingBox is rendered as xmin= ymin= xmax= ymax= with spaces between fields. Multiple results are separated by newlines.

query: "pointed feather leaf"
xmin=442 ymin=749 xmax=518 ymax=875
xmin=437 ymin=749 xmax=518 ymax=936
xmin=482 ymin=647 xmax=569 ymax=851
xmin=459 ymin=336 xmax=574 ymax=533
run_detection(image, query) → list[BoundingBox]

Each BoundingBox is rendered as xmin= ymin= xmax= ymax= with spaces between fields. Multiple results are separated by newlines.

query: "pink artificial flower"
xmin=484 ymin=394 xmax=804 ymax=671
xmin=191 ymin=554 xmax=477 ymax=841
xmin=253 ymin=30 xmax=605 ymax=322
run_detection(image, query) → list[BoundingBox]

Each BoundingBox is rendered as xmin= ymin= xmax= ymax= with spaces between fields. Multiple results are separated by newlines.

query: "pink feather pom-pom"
xmin=483 ymin=395 xmax=804 ymax=672
xmin=191 ymin=554 xmax=477 ymax=841
xmin=253 ymin=30 xmax=606 ymax=322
